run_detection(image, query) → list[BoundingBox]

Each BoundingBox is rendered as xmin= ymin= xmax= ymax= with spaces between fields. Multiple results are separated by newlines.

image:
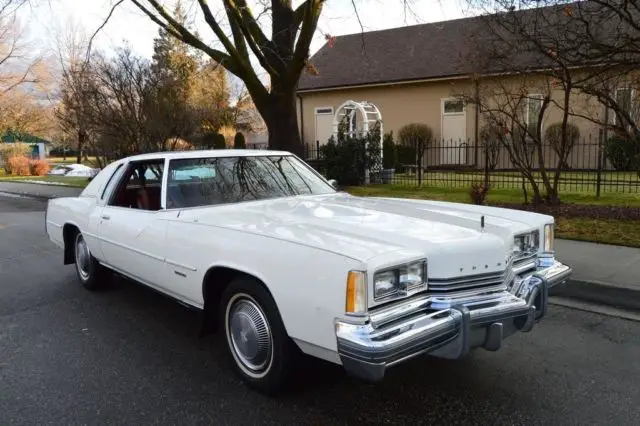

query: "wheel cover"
xmin=226 ymin=294 xmax=273 ymax=378
xmin=75 ymin=233 xmax=91 ymax=280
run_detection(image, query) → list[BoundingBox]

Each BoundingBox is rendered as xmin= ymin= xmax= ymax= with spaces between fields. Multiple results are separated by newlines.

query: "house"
xmin=0 ymin=131 xmax=51 ymax=160
xmin=295 ymin=2 xmax=626 ymax=170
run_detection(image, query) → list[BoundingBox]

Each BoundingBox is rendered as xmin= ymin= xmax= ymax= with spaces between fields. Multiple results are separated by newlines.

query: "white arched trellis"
xmin=332 ymin=100 xmax=384 ymax=175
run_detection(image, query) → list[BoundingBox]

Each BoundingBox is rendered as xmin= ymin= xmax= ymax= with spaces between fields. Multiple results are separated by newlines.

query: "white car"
xmin=44 ymin=150 xmax=572 ymax=394
xmin=48 ymin=163 xmax=98 ymax=177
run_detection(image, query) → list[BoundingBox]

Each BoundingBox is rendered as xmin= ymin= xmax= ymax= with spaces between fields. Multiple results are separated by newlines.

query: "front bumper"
xmin=335 ymin=260 xmax=572 ymax=381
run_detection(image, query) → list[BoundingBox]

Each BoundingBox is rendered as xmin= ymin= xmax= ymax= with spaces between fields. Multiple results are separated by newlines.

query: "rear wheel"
xmin=74 ymin=232 xmax=108 ymax=290
xmin=220 ymin=278 xmax=297 ymax=394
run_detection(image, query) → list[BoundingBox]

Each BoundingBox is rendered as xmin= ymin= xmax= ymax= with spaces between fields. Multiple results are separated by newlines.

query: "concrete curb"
xmin=550 ymin=279 xmax=640 ymax=312
xmin=0 ymin=189 xmax=57 ymax=201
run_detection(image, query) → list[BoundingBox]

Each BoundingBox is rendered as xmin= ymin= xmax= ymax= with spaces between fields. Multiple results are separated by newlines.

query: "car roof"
xmin=123 ymin=149 xmax=292 ymax=163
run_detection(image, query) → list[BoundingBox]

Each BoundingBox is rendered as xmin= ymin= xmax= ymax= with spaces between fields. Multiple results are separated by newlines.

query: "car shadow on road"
xmin=94 ymin=274 xmax=531 ymax=424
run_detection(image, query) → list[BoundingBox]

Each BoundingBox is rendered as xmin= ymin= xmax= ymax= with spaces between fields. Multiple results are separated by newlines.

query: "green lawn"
xmin=0 ymin=169 xmax=90 ymax=188
xmin=392 ymin=169 xmax=640 ymax=196
xmin=347 ymin=184 xmax=640 ymax=207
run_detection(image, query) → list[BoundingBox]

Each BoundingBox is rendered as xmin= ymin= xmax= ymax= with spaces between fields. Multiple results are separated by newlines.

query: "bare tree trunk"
xmin=260 ymin=87 xmax=302 ymax=156
xmin=77 ymin=129 xmax=86 ymax=164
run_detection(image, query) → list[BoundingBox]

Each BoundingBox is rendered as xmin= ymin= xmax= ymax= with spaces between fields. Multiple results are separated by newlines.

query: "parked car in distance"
xmin=48 ymin=163 xmax=99 ymax=177
xmin=44 ymin=150 xmax=572 ymax=394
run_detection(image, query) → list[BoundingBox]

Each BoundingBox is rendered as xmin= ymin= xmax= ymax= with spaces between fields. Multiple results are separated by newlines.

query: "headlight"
xmin=373 ymin=260 xmax=427 ymax=301
xmin=543 ymin=223 xmax=554 ymax=253
xmin=512 ymin=231 xmax=539 ymax=260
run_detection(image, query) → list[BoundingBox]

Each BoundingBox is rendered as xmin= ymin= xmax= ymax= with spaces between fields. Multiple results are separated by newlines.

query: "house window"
xmin=525 ymin=94 xmax=544 ymax=136
xmin=613 ymin=88 xmax=635 ymax=125
xmin=443 ymin=98 xmax=465 ymax=114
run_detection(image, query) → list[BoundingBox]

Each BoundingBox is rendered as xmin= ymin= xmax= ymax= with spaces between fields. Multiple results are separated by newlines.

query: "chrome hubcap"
xmin=75 ymin=234 xmax=91 ymax=280
xmin=227 ymin=296 xmax=273 ymax=376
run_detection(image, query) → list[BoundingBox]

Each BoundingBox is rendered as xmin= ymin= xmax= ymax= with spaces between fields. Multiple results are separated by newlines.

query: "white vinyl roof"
xmin=124 ymin=149 xmax=291 ymax=162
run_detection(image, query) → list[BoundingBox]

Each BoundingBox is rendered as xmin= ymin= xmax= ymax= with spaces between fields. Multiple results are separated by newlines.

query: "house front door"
xmin=441 ymin=98 xmax=467 ymax=165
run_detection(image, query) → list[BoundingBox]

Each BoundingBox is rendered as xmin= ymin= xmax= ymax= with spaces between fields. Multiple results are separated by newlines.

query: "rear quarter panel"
xmin=46 ymin=197 xmax=99 ymax=254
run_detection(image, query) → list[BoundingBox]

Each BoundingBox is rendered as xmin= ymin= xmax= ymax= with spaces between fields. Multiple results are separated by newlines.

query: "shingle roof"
xmin=296 ymin=1 xmax=610 ymax=92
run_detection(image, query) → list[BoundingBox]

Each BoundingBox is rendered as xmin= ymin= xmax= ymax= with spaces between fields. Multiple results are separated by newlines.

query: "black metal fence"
xmin=303 ymin=136 xmax=640 ymax=195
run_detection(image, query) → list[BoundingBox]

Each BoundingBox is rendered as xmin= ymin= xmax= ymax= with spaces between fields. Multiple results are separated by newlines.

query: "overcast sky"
xmin=19 ymin=0 xmax=470 ymax=61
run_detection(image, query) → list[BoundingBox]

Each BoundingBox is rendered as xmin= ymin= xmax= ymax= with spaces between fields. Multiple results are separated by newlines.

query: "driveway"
xmin=1 ymin=193 xmax=639 ymax=425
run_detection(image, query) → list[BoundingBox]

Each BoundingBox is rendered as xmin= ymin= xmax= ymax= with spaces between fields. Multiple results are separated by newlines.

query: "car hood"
xmin=176 ymin=193 xmax=552 ymax=278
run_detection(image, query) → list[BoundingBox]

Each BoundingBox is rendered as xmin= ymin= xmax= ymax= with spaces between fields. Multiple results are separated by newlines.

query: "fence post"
xmin=483 ymin=140 xmax=489 ymax=189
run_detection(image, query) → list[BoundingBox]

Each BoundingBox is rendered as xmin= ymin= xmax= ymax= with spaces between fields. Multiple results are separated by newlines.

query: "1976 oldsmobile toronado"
xmin=45 ymin=150 xmax=572 ymax=394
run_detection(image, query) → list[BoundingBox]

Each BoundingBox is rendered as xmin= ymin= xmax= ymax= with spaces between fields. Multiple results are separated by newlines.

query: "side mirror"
xmin=328 ymin=179 xmax=338 ymax=189
xmin=87 ymin=177 xmax=93 ymax=182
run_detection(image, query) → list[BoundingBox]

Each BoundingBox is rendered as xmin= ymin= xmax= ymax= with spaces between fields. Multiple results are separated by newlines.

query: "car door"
xmin=97 ymin=158 xmax=171 ymax=289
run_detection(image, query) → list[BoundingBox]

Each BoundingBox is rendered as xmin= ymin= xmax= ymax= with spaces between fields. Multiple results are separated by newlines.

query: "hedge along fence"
xmin=317 ymin=117 xmax=382 ymax=186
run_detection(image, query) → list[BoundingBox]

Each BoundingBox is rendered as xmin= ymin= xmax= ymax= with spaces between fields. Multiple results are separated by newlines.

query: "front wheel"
xmin=74 ymin=232 xmax=108 ymax=291
xmin=220 ymin=278 xmax=297 ymax=394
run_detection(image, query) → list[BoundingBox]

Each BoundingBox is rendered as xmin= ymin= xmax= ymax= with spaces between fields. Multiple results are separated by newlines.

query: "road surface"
xmin=1 ymin=194 xmax=638 ymax=425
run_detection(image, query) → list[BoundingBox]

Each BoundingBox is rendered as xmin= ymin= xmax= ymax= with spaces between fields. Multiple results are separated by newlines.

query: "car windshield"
xmin=166 ymin=154 xmax=335 ymax=208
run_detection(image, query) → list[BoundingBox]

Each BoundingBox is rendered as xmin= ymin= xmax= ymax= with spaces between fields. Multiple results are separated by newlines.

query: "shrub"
xmin=479 ymin=124 xmax=504 ymax=171
xmin=0 ymin=143 xmax=31 ymax=173
xmin=213 ymin=133 xmax=226 ymax=149
xmin=29 ymin=159 xmax=50 ymax=176
xmin=7 ymin=155 xmax=31 ymax=176
xmin=469 ymin=181 xmax=490 ymax=205
xmin=398 ymin=123 xmax=433 ymax=148
xmin=320 ymin=120 xmax=382 ymax=185
xmin=233 ymin=132 xmax=246 ymax=149
xmin=604 ymin=134 xmax=640 ymax=171
xmin=545 ymin=123 xmax=580 ymax=168
xmin=382 ymin=131 xmax=396 ymax=169
xmin=398 ymin=123 xmax=432 ymax=174
xmin=218 ymin=124 xmax=237 ymax=147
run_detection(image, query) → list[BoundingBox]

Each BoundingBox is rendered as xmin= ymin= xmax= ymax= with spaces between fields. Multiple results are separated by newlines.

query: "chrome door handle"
xmin=101 ymin=215 xmax=110 ymax=220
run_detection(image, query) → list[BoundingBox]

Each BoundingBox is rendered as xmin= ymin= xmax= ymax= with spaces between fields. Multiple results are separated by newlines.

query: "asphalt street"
xmin=1 ymin=194 xmax=639 ymax=426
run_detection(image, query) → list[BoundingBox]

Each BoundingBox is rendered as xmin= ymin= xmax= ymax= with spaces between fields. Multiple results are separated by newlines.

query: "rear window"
xmin=80 ymin=162 xmax=119 ymax=198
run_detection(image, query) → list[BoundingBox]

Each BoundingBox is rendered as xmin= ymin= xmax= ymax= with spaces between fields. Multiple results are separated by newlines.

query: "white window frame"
xmin=613 ymin=87 xmax=636 ymax=125
xmin=524 ymin=93 xmax=544 ymax=135
xmin=442 ymin=97 xmax=466 ymax=116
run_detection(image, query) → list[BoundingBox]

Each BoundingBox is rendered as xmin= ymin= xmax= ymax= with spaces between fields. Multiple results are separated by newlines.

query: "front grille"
xmin=428 ymin=270 xmax=507 ymax=297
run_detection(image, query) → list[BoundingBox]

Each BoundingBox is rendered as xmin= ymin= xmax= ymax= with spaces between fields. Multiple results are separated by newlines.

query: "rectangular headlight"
xmin=374 ymin=260 xmax=427 ymax=301
xmin=512 ymin=231 xmax=539 ymax=260
xmin=544 ymin=223 xmax=554 ymax=252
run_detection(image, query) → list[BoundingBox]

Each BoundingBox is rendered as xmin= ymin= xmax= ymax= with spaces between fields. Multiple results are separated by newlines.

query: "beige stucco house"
xmin=295 ymin=4 xmax=624 ymax=170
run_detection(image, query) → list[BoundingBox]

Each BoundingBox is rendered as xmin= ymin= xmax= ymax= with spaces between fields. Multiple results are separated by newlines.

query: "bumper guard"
xmin=335 ymin=260 xmax=572 ymax=381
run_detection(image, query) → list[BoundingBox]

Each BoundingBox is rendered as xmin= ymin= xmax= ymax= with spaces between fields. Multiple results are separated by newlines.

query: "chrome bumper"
xmin=335 ymin=260 xmax=572 ymax=382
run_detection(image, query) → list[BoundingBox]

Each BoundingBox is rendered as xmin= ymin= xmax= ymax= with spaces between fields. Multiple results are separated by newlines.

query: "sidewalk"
xmin=552 ymin=239 xmax=640 ymax=311
xmin=1 ymin=181 xmax=638 ymax=311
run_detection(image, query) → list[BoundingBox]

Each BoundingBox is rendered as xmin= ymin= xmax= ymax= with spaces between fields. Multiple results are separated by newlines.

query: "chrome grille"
xmin=428 ymin=270 xmax=507 ymax=297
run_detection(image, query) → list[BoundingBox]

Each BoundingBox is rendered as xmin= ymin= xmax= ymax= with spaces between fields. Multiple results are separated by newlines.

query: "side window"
xmin=108 ymin=160 xmax=165 ymax=211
